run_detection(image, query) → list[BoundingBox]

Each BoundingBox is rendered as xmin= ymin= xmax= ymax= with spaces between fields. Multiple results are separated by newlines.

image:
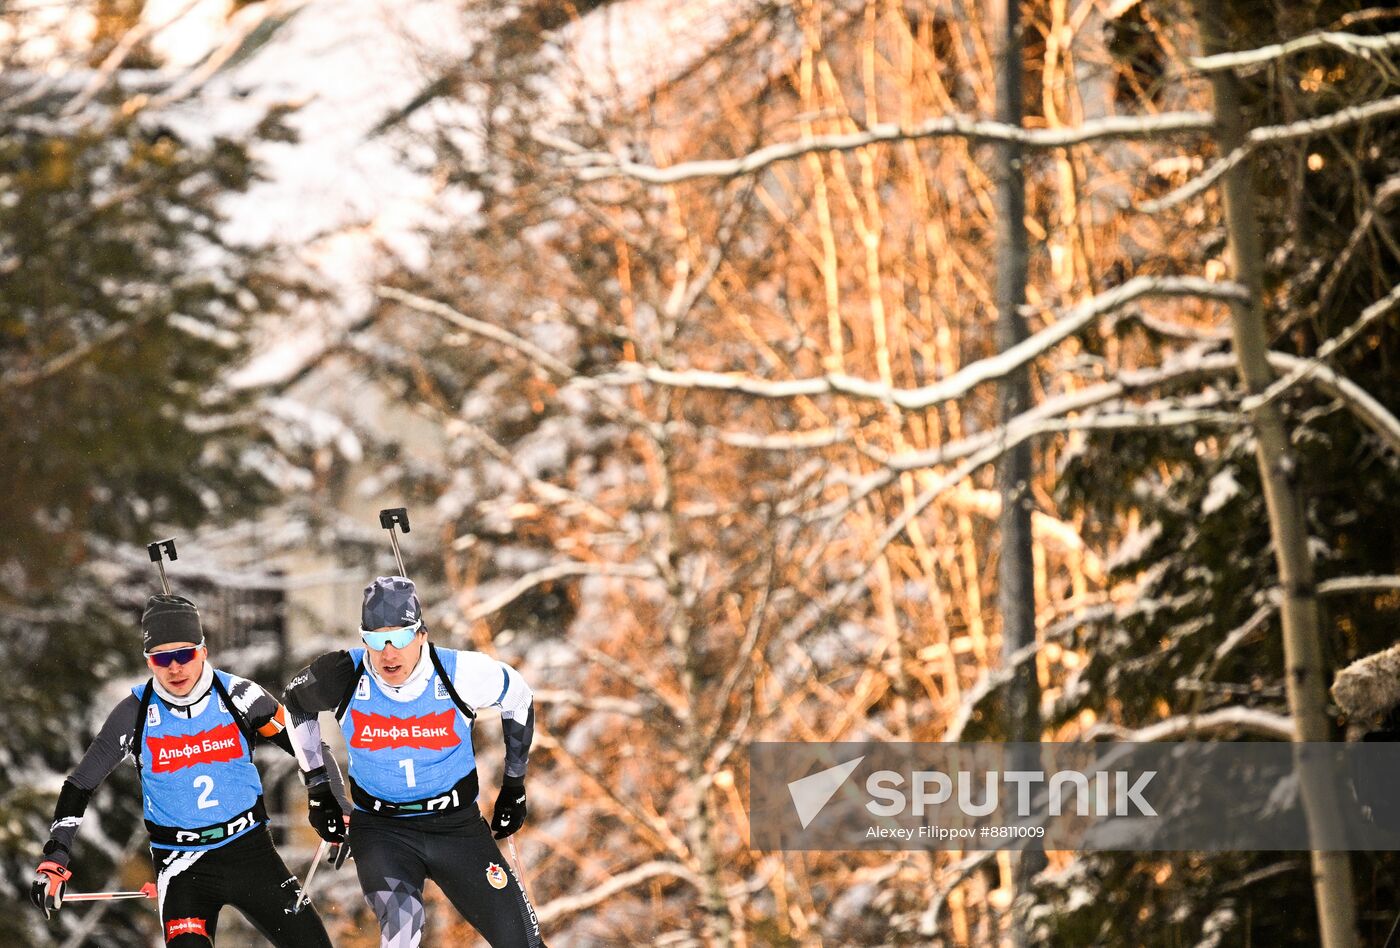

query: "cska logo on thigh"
xmin=485 ymin=863 xmax=508 ymax=890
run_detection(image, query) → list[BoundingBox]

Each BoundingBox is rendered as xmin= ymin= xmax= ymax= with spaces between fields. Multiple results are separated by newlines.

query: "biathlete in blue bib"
xmin=31 ymin=594 xmax=339 ymax=947
xmin=283 ymin=575 xmax=543 ymax=948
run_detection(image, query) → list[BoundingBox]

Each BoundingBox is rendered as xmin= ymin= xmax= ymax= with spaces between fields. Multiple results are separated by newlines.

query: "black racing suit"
xmin=284 ymin=645 xmax=542 ymax=948
xmin=42 ymin=670 xmax=339 ymax=946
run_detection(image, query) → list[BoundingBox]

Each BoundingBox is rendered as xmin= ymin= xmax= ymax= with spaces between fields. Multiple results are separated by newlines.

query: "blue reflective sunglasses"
xmin=146 ymin=645 xmax=201 ymax=667
xmin=361 ymin=621 xmax=422 ymax=651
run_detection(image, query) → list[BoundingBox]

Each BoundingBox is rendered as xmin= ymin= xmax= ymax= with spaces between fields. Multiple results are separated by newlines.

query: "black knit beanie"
xmin=141 ymin=595 xmax=204 ymax=652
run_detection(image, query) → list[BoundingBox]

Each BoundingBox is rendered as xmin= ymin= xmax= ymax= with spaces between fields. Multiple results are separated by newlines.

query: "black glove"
xmin=304 ymin=768 xmax=348 ymax=845
xmin=30 ymin=844 xmax=71 ymax=920
xmin=328 ymin=840 xmax=352 ymax=870
xmin=490 ymin=777 xmax=527 ymax=839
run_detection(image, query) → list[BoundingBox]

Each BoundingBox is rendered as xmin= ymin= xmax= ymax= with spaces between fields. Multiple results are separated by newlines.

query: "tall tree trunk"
xmin=993 ymin=0 xmax=1046 ymax=938
xmin=1190 ymin=4 xmax=1357 ymax=946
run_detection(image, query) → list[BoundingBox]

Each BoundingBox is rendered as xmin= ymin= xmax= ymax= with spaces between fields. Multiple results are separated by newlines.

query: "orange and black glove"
xmin=30 ymin=845 xmax=72 ymax=919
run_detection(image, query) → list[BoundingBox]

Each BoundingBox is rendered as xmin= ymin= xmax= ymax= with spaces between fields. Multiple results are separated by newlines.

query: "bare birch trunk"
xmin=993 ymin=0 xmax=1046 ymax=939
xmin=1190 ymin=4 xmax=1356 ymax=946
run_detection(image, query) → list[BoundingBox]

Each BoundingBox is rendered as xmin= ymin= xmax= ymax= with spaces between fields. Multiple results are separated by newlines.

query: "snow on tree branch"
xmin=595 ymin=277 xmax=1247 ymax=411
xmin=378 ymin=285 xmax=575 ymax=378
xmin=532 ymin=689 xmax=650 ymax=719
xmin=1245 ymin=282 xmax=1400 ymax=415
xmin=464 ymin=560 xmax=659 ymax=623
xmin=1189 ymin=30 xmax=1400 ymax=74
xmin=60 ymin=0 xmax=204 ymax=117
xmin=1201 ymin=575 xmax=1400 ymax=672
xmin=1265 ymin=353 xmax=1400 ymax=455
xmin=570 ymin=112 xmax=1215 ymax=185
xmin=536 ymin=860 xmax=701 ymax=926
xmin=1143 ymin=93 xmax=1400 ymax=212
xmin=1087 ymin=707 xmax=1295 ymax=742
xmin=0 ymin=310 xmax=163 ymax=390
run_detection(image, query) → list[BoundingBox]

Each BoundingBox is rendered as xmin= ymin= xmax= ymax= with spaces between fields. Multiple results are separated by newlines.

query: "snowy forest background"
xmin=2 ymin=0 xmax=1399 ymax=945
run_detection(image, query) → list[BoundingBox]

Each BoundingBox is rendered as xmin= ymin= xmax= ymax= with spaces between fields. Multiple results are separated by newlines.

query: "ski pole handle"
xmin=146 ymin=539 xmax=178 ymax=595
xmin=378 ymin=508 xmax=410 ymax=577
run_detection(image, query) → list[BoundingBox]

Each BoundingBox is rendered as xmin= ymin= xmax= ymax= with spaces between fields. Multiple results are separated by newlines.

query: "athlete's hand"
xmin=30 ymin=856 xmax=71 ymax=919
xmin=328 ymin=839 xmax=352 ymax=870
xmin=304 ymin=768 xmax=348 ymax=844
xmin=491 ymin=777 xmax=527 ymax=839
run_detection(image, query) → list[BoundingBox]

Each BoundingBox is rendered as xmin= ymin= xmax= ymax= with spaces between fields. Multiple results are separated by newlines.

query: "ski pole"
xmin=65 ymin=881 xmax=157 ymax=903
xmin=1384 ymin=908 xmax=1400 ymax=948
xmin=378 ymin=508 xmax=410 ymax=577
xmin=504 ymin=836 xmax=536 ymax=908
xmin=291 ymin=840 xmax=329 ymax=915
xmin=146 ymin=539 xmax=178 ymax=595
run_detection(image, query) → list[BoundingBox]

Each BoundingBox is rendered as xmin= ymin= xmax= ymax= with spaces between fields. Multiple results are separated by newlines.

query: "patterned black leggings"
xmin=153 ymin=827 xmax=333 ymax=947
xmin=351 ymin=806 xmax=542 ymax=948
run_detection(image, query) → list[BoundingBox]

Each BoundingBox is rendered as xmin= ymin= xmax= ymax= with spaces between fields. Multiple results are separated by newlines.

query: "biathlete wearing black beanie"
xmin=31 ymin=595 xmax=339 ymax=947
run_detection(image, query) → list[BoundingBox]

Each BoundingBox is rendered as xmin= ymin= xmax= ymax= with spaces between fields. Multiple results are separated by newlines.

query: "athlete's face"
xmin=146 ymin=642 xmax=206 ymax=696
xmin=368 ymin=630 xmax=427 ymax=686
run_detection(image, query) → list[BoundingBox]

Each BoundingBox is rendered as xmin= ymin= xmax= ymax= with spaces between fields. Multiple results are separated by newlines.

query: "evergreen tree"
xmin=0 ymin=23 xmax=309 ymax=948
xmin=1044 ymin=2 xmax=1400 ymax=942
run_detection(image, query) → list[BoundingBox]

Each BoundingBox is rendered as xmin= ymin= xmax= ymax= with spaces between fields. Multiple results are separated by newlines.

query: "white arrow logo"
xmin=787 ymin=756 xmax=864 ymax=829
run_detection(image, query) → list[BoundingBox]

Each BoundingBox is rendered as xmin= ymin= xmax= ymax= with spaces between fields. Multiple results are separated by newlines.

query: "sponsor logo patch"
xmin=349 ymin=710 xmax=458 ymax=751
xmin=147 ymin=703 xmax=161 ymax=728
xmin=147 ymin=724 xmax=244 ymax=773
xmin=356 ymin=676 xmax=371 ymax=701
xmin=166 ymin=916 xmax=208 ymax=940
xmin=485 ymin=862 xmax=507 ymax=890
xmin=435 ymin=678 xmax=450 ymax=701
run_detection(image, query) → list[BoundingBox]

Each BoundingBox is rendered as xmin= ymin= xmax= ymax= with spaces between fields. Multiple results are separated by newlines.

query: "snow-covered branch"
xmin=716 ymin=426 xmax=852 ymax=451
xmin=1206 ymin=575 xmax=1400 ymax=669
xmin=61 ymin=0 xmax=204 ymax=117
xmin=1190 ymin=30 xmax=1400 ymax=73
xmin=1266 ymin=353 xmax=1400 ymax=455
xmin=463 ymin=561 xmax=659 ymax=623
xmin=531 ymin=688 xmax=649 ymax=718
xmin=571 ymin=111 xmax=1214 ymax=184
xmin=1144 ymin=93 xmax=1400 ymax=212
xmin=884 ymin=403 xmax=1242 ymax=474
xmin=1245 ymin=282 xmax=1400 ymax=415
xmin=143 ymin=1 xmax=308 ymax=113
xmin=943 ymin=641 xmax=1041 ymax=742
xmin=378 ymin=285 xmax=575 ymax=378
xmin=536 ymin=860 xmax=700 ymax=925
xmin=841 ymin=356 xmax=1240 ymax=505
xmin=1317 ymin=575 xmax=1400 ymax=596
xmin=1251 ymin=92 xmax=1400 ymax=144
xmin=595 ymin=277 xmax=1246 ymax=411
xmin=1087 ymin=707 xmax=1296 ymax=742
xmin=0 ymin=311 xmax=163 ymax=390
